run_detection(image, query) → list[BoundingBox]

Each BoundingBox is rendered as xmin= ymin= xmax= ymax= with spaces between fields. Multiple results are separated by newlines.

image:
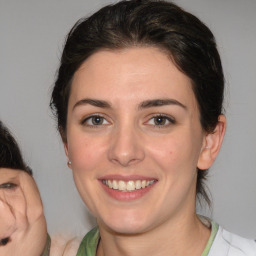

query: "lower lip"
xmin=100 ymin=181 xmax=157 ymax=201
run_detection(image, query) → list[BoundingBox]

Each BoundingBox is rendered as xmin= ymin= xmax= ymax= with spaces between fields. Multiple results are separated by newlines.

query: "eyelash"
xmin=0 ymin=182 xmax=18 ymax=190
xmin=147 ymin=114 xmax=176 ymax=128
xmin=81 ymin=114 xmax=110 ymax=127
xmin=80 ymin=114 xmax=175 ymax=128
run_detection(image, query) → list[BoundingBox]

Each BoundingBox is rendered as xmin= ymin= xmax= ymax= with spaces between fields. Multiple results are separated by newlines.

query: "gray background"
xmin=0 ymin=0 xmax=256 ymax=238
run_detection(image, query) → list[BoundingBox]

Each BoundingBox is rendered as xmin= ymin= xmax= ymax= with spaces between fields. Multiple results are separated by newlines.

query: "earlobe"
xmin=60 ymin=128 xmax=72 ymax=169
xmin=197 ymin=115 xmax=226 ymax=170
xmin=64 ymin=143 xmax=72 ymax=169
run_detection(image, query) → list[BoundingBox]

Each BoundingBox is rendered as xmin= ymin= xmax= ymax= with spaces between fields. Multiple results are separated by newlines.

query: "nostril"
xmin=111 ymin=157 xmax=143 ymax=167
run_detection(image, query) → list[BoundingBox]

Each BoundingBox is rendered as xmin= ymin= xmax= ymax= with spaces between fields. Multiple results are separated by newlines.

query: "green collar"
xmin=76 ymin=227 xmax=99 ymax=256
xmin=201 ymin=220 xmax=219 ymax=256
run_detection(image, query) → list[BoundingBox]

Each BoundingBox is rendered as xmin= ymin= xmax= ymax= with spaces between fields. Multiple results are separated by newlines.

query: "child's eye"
xmin=81 ymin=115 xmax=110 ymax=126
xmin=0 ymin=182 xmax=18 ymax=190
xmin=147 ymin=115 xmax=175 ymax=127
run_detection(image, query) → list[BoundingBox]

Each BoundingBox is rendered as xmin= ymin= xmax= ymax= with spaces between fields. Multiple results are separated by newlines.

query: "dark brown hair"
xmin=50 ymin=0 xmax=224 ymax=206
xmin=0 ymin=121 xmax=32 ymax=175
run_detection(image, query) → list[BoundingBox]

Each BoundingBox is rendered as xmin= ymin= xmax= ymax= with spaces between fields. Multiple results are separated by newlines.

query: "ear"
xmin=197 ymin=115 xmax=226 ymax=170
xmin=64 ymin=142 xmax=69 ymax=158
xmin=64 ymin=142 xmax=72 ymax=169
xmin=59 ymin=127 xmax=71 ymax=168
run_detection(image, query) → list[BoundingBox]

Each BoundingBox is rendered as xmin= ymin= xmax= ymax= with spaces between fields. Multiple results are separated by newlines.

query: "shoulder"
xmin=50 ymin=234 xmax=82 ymax=256
xmin=209 ymin=225 xmax=256 ymax=256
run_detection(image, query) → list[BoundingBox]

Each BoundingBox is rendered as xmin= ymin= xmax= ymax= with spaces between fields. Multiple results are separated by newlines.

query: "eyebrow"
xmin=138 ymin=99 xmax=187 ymax=110
xmin=72 ymin=98 xmax=187 ymax=111
xmin=73 ymin=99 xmax=111 ymax=110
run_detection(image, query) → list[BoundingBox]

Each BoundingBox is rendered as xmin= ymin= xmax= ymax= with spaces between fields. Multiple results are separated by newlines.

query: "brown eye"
xmin=91 ymin=116 xmax=104 ymax=125
xmin=147 ymin=115 xmax=175 ymax=127
xmin=82 ymin=115 xmax=110 ymax=127
xmin=0 ymin=183 xmax=17 ymax=190
xmin=154 ymin=116 xmax=168 ymax=125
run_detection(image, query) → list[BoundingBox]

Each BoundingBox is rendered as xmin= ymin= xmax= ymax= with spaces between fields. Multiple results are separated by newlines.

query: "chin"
xmin=98 ymin=209 xmax=154 ymax=235
xmin=104 ymin=221 xmax=148 ymax=235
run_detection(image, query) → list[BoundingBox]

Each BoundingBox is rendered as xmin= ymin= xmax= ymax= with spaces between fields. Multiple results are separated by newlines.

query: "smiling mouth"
xmin=102 ymin=179 xmax=157 ymax=192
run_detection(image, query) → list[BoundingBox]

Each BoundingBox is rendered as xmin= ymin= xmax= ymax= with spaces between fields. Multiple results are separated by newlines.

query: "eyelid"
xmin=0 ymin=182 xmax=18 ymax=190
xmin=145 ymin=114 xmax=176 ymax=126
xmin=80 ymin=113 xmax=111 ymax=126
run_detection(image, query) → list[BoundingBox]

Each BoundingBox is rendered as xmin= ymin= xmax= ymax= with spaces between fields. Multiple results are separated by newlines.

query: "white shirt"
xmin=209 ymin=226 xmax=256 ymax=256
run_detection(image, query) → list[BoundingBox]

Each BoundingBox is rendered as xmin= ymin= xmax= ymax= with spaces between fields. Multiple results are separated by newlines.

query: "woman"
xmin=50 ymin=0 xmax=256 ymax=255
xmin=0 ymin=121 xmax=49 ymax=255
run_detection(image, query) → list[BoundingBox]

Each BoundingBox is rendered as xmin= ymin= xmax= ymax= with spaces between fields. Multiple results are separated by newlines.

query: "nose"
xmin=108 ymin=124 xmax=145 ymax=167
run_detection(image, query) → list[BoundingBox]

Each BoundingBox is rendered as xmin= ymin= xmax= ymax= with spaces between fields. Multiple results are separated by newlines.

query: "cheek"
xmin=146 ymin=135 xmax=188 ymax=167
xmin=67 ymin=135 xmax=103 ymax=213
xmin=146 ymin=132 xmax=201 ymax=182
xmin=68 ymin=136 xmax=99 ymax=173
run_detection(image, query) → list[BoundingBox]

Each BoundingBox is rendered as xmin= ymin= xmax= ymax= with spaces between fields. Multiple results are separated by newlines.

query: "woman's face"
xmin=65 ymin=47 xmax=208 ymax=234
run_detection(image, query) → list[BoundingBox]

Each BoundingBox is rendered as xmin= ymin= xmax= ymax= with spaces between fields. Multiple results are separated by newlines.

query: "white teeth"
xmin=118 ymin=180 xmax=126 ymax=191
xmin=107 ymin=180 xmax=113 ymax=188
xmin=127 ymin=181 xmax=135 ymax=191
xmin=103 ymin=179 xmax=155 ymax=192
xmin=135 ymin=180 xmax=142 ymax=189
xmin=112 ymin=180 xmax=118 ymax=189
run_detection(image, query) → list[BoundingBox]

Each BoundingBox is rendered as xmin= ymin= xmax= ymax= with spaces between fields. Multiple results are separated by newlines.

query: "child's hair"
xmin=0 ymin=121 xmax=32 ymax=175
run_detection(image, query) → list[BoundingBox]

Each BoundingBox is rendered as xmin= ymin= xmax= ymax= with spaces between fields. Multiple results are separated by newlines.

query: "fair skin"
xmin=0 ymin=168 xmax=80 ymax=256
xmin=0 ymin=168 xmax=47 ymax=256
xmin=65 ymin=47 xmax=226 ymax=256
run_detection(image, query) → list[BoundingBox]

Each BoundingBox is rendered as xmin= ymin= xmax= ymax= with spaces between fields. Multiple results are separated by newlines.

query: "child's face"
xmin=0 ymin=167 xmax=47 ymax=254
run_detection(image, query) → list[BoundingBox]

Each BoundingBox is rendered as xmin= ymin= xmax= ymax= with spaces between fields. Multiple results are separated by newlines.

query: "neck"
xmin=97 ymin=213 xmax=210 ymax=256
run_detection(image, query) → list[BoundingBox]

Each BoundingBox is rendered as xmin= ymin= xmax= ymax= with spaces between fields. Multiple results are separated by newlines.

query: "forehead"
xmin=0 ymin=168 xmax=20 ymax=178
xmin=70 ymin=47 xmax=197 ymax=109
